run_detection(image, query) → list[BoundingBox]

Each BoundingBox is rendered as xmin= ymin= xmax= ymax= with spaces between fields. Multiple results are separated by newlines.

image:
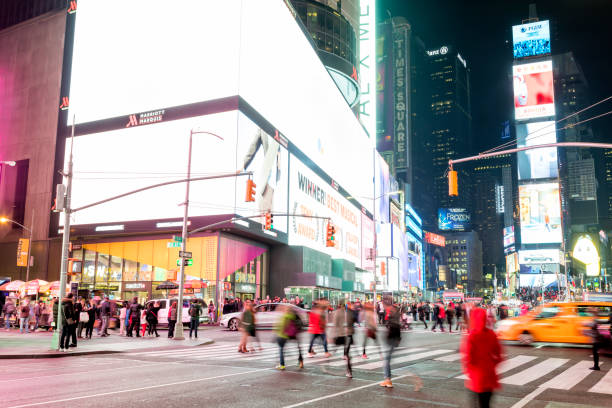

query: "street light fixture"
xmin=0 ymin=214 xmax=34 ymax=282
xmin=174 ymin=128 xmax=224 ymax=341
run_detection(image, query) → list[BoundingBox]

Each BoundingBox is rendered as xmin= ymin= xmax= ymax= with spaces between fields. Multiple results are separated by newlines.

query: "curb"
xmin=0 ymin=338 xmax=215 ymax=359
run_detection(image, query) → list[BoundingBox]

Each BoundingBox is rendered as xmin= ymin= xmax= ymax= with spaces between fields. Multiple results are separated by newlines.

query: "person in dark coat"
xmin=461 ymin=307 xmax=503 ymax=407
xmin=146 ymin=301 xmax=160 ymax=337
xmin=60 ymin=293 xmax=76 ymax=351
xmin=127 ymin=297 xmax=143 ymax=337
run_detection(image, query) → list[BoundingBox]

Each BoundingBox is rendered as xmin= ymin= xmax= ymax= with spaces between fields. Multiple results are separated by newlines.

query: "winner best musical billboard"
xmin=288 ymin=155 xmax=363 ymax=267
xmin=519 ymin=182 xmax=562 ymax=244
xmin=513 ymin=61 xmax=555 ymax=121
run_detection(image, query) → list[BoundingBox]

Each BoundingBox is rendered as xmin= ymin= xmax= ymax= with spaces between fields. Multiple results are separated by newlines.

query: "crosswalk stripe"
xmin=324 ymin=346 xmax=391 ymax=367
xmin=539 ymin=360 xmax=600 ymax=390
xmin=128 ymin=345 xmax=231 ymax=356
xmin=500 ymin=358 xmax=569 ymax=386
xmin=588 ymin=366 xmax=612 ymax=394
xmin=434 ymin=353 xmax=461 ymax=362
xmin=456 ymin=355 xmax=537 ymax=380
xmin=355 ymin=349 xmax=453 ymax=370
xmin=135 ymin=345 xmax=235 ymax=357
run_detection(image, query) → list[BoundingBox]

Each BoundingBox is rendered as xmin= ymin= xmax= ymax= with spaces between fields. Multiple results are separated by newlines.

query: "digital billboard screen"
xmin=512 ymin=20 xmax=551 ymax=59
xmin=517 ymin=121 xmax=558 ymax=180
xmin=519 ymin=249 xmax=560 ymax=265
xmin=63 ymin=111 xmax=289 ymax=231
xmin=438 ymin=208 xmax=471 ymax=231
xmin=519 ymin=183 xmax=562 ymax=244
xmin=513 ymin=61 xmax=555 ymax=120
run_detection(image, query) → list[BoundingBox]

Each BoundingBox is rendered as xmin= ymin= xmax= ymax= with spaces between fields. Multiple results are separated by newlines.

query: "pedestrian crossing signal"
xmin=448 ymin=170 xmax=458 ymax=196
xmin=264 ymin=212 xmax=273 ymax=230
xmin=245 ymin=179 xmax=256 ymax=202
xmin=326 ymin=222 xmax=336 ymax=247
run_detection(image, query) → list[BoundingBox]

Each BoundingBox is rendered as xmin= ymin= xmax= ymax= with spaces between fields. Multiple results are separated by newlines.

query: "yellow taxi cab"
xmin=496 ymin=301 xmax=612 ymax=345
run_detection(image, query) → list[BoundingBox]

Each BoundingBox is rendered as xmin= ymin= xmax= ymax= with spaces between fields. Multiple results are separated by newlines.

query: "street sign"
xmin=176 ymin=259 xmax=193 ymax=266
xmin=179 ymin=251 xmax=193 ymax=258
xmin=167 ymin=242 xmax=181 ymax=248
xmin=172 ymin=235 xmax=183 ymax=242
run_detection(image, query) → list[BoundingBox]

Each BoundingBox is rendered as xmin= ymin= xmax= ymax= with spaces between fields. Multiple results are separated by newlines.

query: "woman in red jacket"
xmin=307 ymin=302 xmax=331 ymax=357
xmin=461 ymin=307 xmax=503 ymax=408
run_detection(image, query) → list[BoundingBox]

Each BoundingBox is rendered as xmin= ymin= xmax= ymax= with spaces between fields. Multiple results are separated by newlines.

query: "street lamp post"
xmin=0 ymin=214 xmax=33 ymax=281
xmin=174 ymin=129 xmax=223 ymax=341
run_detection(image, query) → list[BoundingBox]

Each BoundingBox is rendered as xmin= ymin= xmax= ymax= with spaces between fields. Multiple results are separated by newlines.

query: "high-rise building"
xmin=443 ymin=231 xmax=482 ymax=294
xmin=424 ymin=44 xmax=473 ymax=230
xmin=605 ymin=149 xmax=612 ymax=225
xmin=290 ymin=0 xmax=360 ymax=107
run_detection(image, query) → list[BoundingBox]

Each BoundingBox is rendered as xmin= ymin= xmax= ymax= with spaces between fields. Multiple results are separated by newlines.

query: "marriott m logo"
xmin=126 ymin=114 xmax=139 ymax=128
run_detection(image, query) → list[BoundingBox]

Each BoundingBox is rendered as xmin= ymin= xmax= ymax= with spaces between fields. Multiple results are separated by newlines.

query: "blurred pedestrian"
xmin=380 ymin=302 xmax=422 ymax=389
xmin=168 ymin=301 xmax=177 ymax=338
xmin=362 ymin=302 xmax=378 ymax=359
xmin=588 ymin=308 xmax=611 ymax=371
xmin=239 ymin=299 xmax=259 ymax=352
xmin=460 ymin=307 xmax=503 ymax=407
xmin=446 ymin=302 xmax=455 ymax=333
xmin=99 ymin=296 xmax=111 ymax=337
xmin=147 ymin=301 xmax=160 ymax=337
xmin=333 ymin=300 xmax=355 ymax=378
xmin=77 ymin=298 xmax=88 ymax=338
xmin=275 ymin=304 xmax=304 ymax=370
xmin=33 ymin=300 xmax=43 ymax=331
xmin=307 ymin=301 xmax=330 ymax=358
xmin=140 ymin=308 xmax=148 ymax=337
xmin=127 ymin=297 xmax=142 ymax=337
xmin=119 ymin=301 xmax=127 ymax=336
xmin=85 ymin=300 xmax=96 ymax=339
xmin=417 ymin=302 xmax=428 ymax=329
xmin=208 ymin=300 xmax=216 ymax=324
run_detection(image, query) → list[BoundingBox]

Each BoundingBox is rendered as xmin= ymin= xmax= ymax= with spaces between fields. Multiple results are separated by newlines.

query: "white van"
xmin=145 ymin=298 xmax=209 ymax=326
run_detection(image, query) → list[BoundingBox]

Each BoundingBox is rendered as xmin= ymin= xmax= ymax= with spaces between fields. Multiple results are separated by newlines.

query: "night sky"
xmin=377 ymin=0 xmax=612 ymax=153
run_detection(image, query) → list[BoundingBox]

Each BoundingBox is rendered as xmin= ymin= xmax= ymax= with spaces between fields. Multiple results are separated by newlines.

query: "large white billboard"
xmin=512 ymin=20 xmax=551 ymax=59
xmin=66 ymin=0 xmax=374 ymax=209
xmin=517 ymin=121 xmax=558 ymax=180
xmin=519 ymin=182 xmax=562 ymax=244
xmin=513 ymin=61 xmax=555 ymax=120
xmin=64 ymin=111 xmax=289 ymax=231
xmin=288 ymin=155 xmax=363 ymax=266
xmin=519 ymin=249 xmax=561 ymax=265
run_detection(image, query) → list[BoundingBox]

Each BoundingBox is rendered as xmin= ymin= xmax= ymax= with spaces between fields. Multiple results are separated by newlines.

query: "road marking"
xmin=356 ymin=349 xmax=452 ymax=370
xmin=325 ymin=347 xmax=423 ymax=367
xmin=434 ymin=353 xmax=461 ymax=362
xmin=456 ymin=355 xmax=537 ymax=380
xmin=539 ymin=360 xmax=601 ymax=389
xmin=589 ymin=365 xmax=612 ymax=394
xmin=281 ymin=373 xmax=417 ymax=408
xmin=509 ymin=386 xmax=547 ymax=408
xmin=5 ymin=367 xmax=272 ymax=408
xmin=501 ymin=358 xmax=569 ymax=386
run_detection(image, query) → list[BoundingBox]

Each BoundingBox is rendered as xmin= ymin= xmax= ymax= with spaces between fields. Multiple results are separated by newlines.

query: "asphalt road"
xmin=1 ymin=325 xmax=611 ymax=408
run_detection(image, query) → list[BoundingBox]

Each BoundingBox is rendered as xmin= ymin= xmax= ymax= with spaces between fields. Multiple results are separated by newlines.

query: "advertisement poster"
xmin=517 ymin=121 xmax=558 ymax=180
xmin=519 ymin=183 xmax=562 ymax=244
xmin=513 ymin=61 xmax=555 ymax=120
xmin=288 ymin=155 xmax=363 ymax=266
xmin=374 ymin=153 xmax=390 ymax=224
xmin=438 ymin=208 xmax=471 ymax=231
xmin=512 ymin=20 xmax=551 ymax=59
xmin=519 ymin=249 xmax=560 ymax=265
xmin=503 ymin=226 xmax=515 ymax=250
xmin=64 ymin=111 xmax=289 ymax=230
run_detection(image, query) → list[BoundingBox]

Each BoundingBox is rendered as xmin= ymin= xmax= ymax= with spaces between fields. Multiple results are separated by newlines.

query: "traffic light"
xmin=380 ymin=262 xmax=386 ymax=276
xmin=245 ymin=179 xmax=256 ymax=202
xmin=448 ymin=169 xmax=458 ymax=196
xmin=264 ymin=212 xmax=273 ymax=230
xmin=326 ymin=222 xmax=336 ymax=247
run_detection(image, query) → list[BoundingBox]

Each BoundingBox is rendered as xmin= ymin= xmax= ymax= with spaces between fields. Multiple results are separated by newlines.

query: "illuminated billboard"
xmin=519 ymin=249 xmax=560 ymax=264
xmin=512 ymin=20 xmax=551 ymax=59
xmin=288 ymin=155 xmax=363 ymax=266
xmin=513 ymin=61 xmax=555 ymax=120
xmin=65 ymin=0 xmax=374 ymax=209
xmin=503 ymin=226 xmax=515 ymax=249
xmin=519 ymin=263 xmax=560 ymax=274
xmin=517 ymin=121 xmax=558 ymax=180
xmin=425 ymin=232 xmax=445 ymax=247
xmin=519 ymin=273 xmax=560 ymax=287
xmin=506 ymin=252 xmax=519 ymax=274
xmin=63 ymin=111 xmax=289 ymax=231
xmin=438 ymin=208 xmax=471 ymax=231
xmin=519 ymin=183 xmax=562 ymax=244
xmin=572 ymin=235 xmax=600 ymax=277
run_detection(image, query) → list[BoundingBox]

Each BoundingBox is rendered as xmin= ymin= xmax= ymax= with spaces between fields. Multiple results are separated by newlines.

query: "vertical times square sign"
xmin=359 ymin=0 xmax=376 ymax=139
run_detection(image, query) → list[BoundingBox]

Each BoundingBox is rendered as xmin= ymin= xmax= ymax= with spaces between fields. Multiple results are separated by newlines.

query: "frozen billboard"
xmin=513 ymin=61 xmax=555 ymax=120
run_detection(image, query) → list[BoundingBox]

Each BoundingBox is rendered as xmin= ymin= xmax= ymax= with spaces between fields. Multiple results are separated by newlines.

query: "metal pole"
xmin=174 ymin=131 xmax=193 ymax=341
xmin=54 ymin=117 xmax=75 ymax=350
xmin=26 ymin=211 xmax=34 ymax=283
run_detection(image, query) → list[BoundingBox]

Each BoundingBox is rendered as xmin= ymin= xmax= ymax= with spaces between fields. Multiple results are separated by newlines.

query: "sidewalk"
xmin=0 ymin=327 xmax=214 ymax=359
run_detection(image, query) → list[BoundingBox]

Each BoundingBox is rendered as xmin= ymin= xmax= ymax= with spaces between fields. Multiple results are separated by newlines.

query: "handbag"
xmin=66 ymin=318 xmax=75 ymax=325
xmin=80 ymin=311 xmax=89 ymax=323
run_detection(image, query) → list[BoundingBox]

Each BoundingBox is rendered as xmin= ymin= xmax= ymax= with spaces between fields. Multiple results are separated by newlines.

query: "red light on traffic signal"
xmin=326 ymin=222 xmax=336 ymax=247
xmin=264 ymin=212 xmax=273 ymax=230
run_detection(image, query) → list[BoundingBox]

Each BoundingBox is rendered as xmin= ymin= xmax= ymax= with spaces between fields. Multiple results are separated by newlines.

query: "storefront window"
xmin=82 ymin=249 xmax=95 ymax=283
xmin=123 ymin=259 xmax=137 ymax=281
xmin=110 ymin=256 xmax=122 ymax=282
xmin=96 ymin=253 xmax=109 ymax=283
xmin=139 ymin=264 xmax=153 ymax=281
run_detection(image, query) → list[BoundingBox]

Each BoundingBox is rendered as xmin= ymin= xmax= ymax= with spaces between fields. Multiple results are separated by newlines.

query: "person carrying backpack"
xmin=188 ymin=299 xmax=202 ymax=339
xmin=275 ymin=304 xmax=304 ymax=370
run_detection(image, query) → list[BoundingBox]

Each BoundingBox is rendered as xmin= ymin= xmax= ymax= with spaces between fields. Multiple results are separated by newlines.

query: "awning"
xmin=0 ymin=280 xmax=25 ymax=291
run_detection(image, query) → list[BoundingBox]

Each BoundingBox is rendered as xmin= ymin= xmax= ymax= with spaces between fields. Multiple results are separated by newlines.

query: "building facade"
xmin=443 ymin=231 xmax=483 ymax=294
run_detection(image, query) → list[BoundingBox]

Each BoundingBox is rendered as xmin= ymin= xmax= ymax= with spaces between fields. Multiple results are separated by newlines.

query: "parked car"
xmin=496 ymin=301 xmax=612 ymax=345
xmin=220 ymin=303 xmax=309 ymax=331
xmin=145 ymin=298 xmax=209 ymax=326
